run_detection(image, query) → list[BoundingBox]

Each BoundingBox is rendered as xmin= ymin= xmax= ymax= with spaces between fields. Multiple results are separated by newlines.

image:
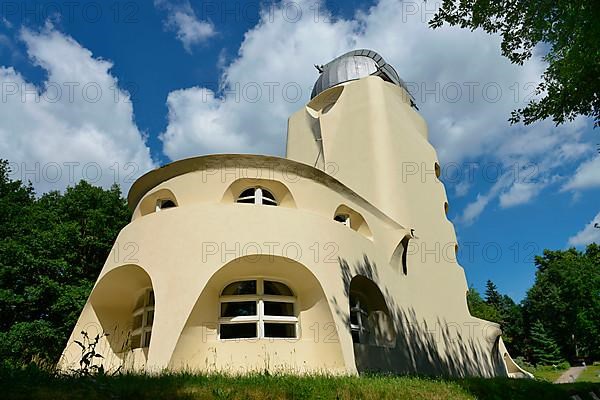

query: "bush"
xmin=557 ymin=361 xmax=571 ymax=370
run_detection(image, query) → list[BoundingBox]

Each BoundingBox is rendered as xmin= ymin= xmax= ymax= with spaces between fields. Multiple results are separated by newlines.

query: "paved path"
xmin=555 ymin=366 xmax=586 ymax=383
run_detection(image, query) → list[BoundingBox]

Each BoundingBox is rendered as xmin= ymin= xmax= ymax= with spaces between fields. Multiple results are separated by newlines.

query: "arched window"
xmin=236 ymin=188 xmax=277 ymax=206
xmin=131 ymin=289 xmax=154 ymax=349
xmin=219 ymin=279 xmax=297 ymax=339
xmin=156 ymin=199 xmax=177 ymax=212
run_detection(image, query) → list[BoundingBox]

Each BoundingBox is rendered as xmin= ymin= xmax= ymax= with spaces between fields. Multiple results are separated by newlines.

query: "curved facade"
xmin=59 ymin=51 xmax=529 ymax=377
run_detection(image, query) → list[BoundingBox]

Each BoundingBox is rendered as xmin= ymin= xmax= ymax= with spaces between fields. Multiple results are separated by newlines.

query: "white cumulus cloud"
xmin=562 ymin=155 xmax=600 ymax=191
xmin=568 ymin=212 xmax=600 ymax=246
xmin=155 ymin=0 xmax=215 ymax=53
xmin=0 ymin=25 xmax=155 ymax=193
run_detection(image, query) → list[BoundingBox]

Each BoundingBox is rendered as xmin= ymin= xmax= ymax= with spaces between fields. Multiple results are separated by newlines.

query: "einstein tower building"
xmin=60 ymin=50 xmax=529 ymax=378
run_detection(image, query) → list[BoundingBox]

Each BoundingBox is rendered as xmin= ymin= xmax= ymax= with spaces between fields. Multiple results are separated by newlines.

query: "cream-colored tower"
xmin=59 ymin=50 xmax=529 ymax=378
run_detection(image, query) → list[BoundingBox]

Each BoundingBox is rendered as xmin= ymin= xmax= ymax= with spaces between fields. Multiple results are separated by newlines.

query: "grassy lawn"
xmin=525 ymin=365 xmax=568 ymax=382
xmin=578 ymin=365 xmax=600 ymax=383
xmin=2 ymin=367 xmax=600 ymax=400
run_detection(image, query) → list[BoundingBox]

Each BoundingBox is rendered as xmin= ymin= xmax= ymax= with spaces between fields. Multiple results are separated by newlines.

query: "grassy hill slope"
xmin=3 ymin=368 xmax=600 ymax=400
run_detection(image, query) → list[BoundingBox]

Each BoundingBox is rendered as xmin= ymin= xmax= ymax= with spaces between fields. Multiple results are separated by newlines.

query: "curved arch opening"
xmin=390 ymin=234 xmax=412 ymax=275
xmin=82 ymin=264 xmax=155 ymax=370
xmin=349 ymin=275 xmax=396 ymax=348
xmin=222 ymin=178 xmax=296 ymax=208
xmin=168 ymin=255 xmax=344 ymax=373
xmin=139 ymin=188 xmax=179 ymax=216
xmin=333 ymin=205 xmax=373 ymax=240
xmin=306 ymin=85 xmax=344 ymax=116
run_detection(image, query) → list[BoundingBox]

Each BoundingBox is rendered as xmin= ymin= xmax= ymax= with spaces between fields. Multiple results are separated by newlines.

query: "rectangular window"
xmin=220 ymin=323 xmax=257 ymax=339
xmin=264 ymin=301 xmax=294 ymax=316
xmin=350 ymin=311 xmax=359 ymax=325
xmin=264 ymin=323 xmax=296 ymax=338
xmin=221 ymin=301 xmax=257 ymax=317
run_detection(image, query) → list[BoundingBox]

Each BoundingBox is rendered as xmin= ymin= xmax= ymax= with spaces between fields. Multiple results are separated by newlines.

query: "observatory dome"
xmin=311 ymin=49 xmax=413 ymax=103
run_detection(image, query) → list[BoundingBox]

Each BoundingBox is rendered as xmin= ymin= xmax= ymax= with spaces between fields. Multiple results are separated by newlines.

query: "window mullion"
xmin=262 ymin=295 xmax=295 ymax=302
xmin=221 ymin=294 xmax=259 ymax=302
xmin=141 ymin=291 xmax=147 ymax=346
xmin=356 ymin=298 xmax=363 ymax=340
xmin=258 ymin=299 xmax=265 ymax=339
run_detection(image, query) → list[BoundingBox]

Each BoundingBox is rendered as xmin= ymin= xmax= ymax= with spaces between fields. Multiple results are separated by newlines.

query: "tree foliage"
xmin=484 ymin=280 xmax=502 ymax=309
xmin=468 ymin=245 xmax=600 ymax=364
xmin=467 ymin=287 xmax=501 ymax=323
xmin=0 ymin=160 xmax=130 ymax=366
xmin=430 ymin=0 xmax=600 ymax=127
xmin=529 ymin=320 xmax=564 ymax=366
xmin=468 ymin=282 xmax=523 ymax=355
xmin=522 ymin=245 xmax=600 ymax=361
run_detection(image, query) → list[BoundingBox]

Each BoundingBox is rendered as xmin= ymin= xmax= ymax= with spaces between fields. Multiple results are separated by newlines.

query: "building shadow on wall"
xmin=334 ymin=255 xmax=506 ymax=378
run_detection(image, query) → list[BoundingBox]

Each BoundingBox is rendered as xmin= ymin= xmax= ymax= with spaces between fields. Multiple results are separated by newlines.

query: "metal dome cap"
xmin=310 ymin=49 xmax=415 ymax=107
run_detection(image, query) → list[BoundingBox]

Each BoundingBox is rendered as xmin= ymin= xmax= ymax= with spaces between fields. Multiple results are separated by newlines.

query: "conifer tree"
xmin=530 ymin=321 xmax=564 ymax=365
xmin=484 ymin=280 xmax=502 ymax=309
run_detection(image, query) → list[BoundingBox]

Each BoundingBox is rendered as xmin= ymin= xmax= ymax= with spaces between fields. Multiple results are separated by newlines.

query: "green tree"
xmin=484 ymin=280 xmax=502 ymax=309
xmin=467 ymin=287 xmax=501 ymax=323
xmin=522 ymin=245 xmax=600 ymax=361
xmin=0 ymin=160 xmax=130 ymax=366
xmin=469 ymin=281 xmax=524 ymax=356
xmin=497 ymin=294 xmax=525 ymax=356
xmin=529 ymin=320 xmax=564 ymax=366
xmin=430 ymin=0 xmax=600 ymax=127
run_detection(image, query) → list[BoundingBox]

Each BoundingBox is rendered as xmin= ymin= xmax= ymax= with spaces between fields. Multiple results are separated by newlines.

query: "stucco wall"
xmin=59 ymin=77 xmax=520 ymax=377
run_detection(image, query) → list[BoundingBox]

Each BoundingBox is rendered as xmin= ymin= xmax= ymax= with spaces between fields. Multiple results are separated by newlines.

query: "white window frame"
xmin=349 ymin=293 xmax=369 ymax=344
xmin=236 ymin=187 xmax=278 ymax=206
xmin=131 ymin=288 xmax=154 ymax=349
xmin=218 ymin=278 xmax=297 ymax=340
xmin=334 ymin=213 xmax=351 ymax=227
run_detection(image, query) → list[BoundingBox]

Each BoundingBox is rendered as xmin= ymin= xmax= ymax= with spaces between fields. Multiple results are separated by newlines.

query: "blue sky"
xmin=0 ymin=0 xmax=598 ymax=302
